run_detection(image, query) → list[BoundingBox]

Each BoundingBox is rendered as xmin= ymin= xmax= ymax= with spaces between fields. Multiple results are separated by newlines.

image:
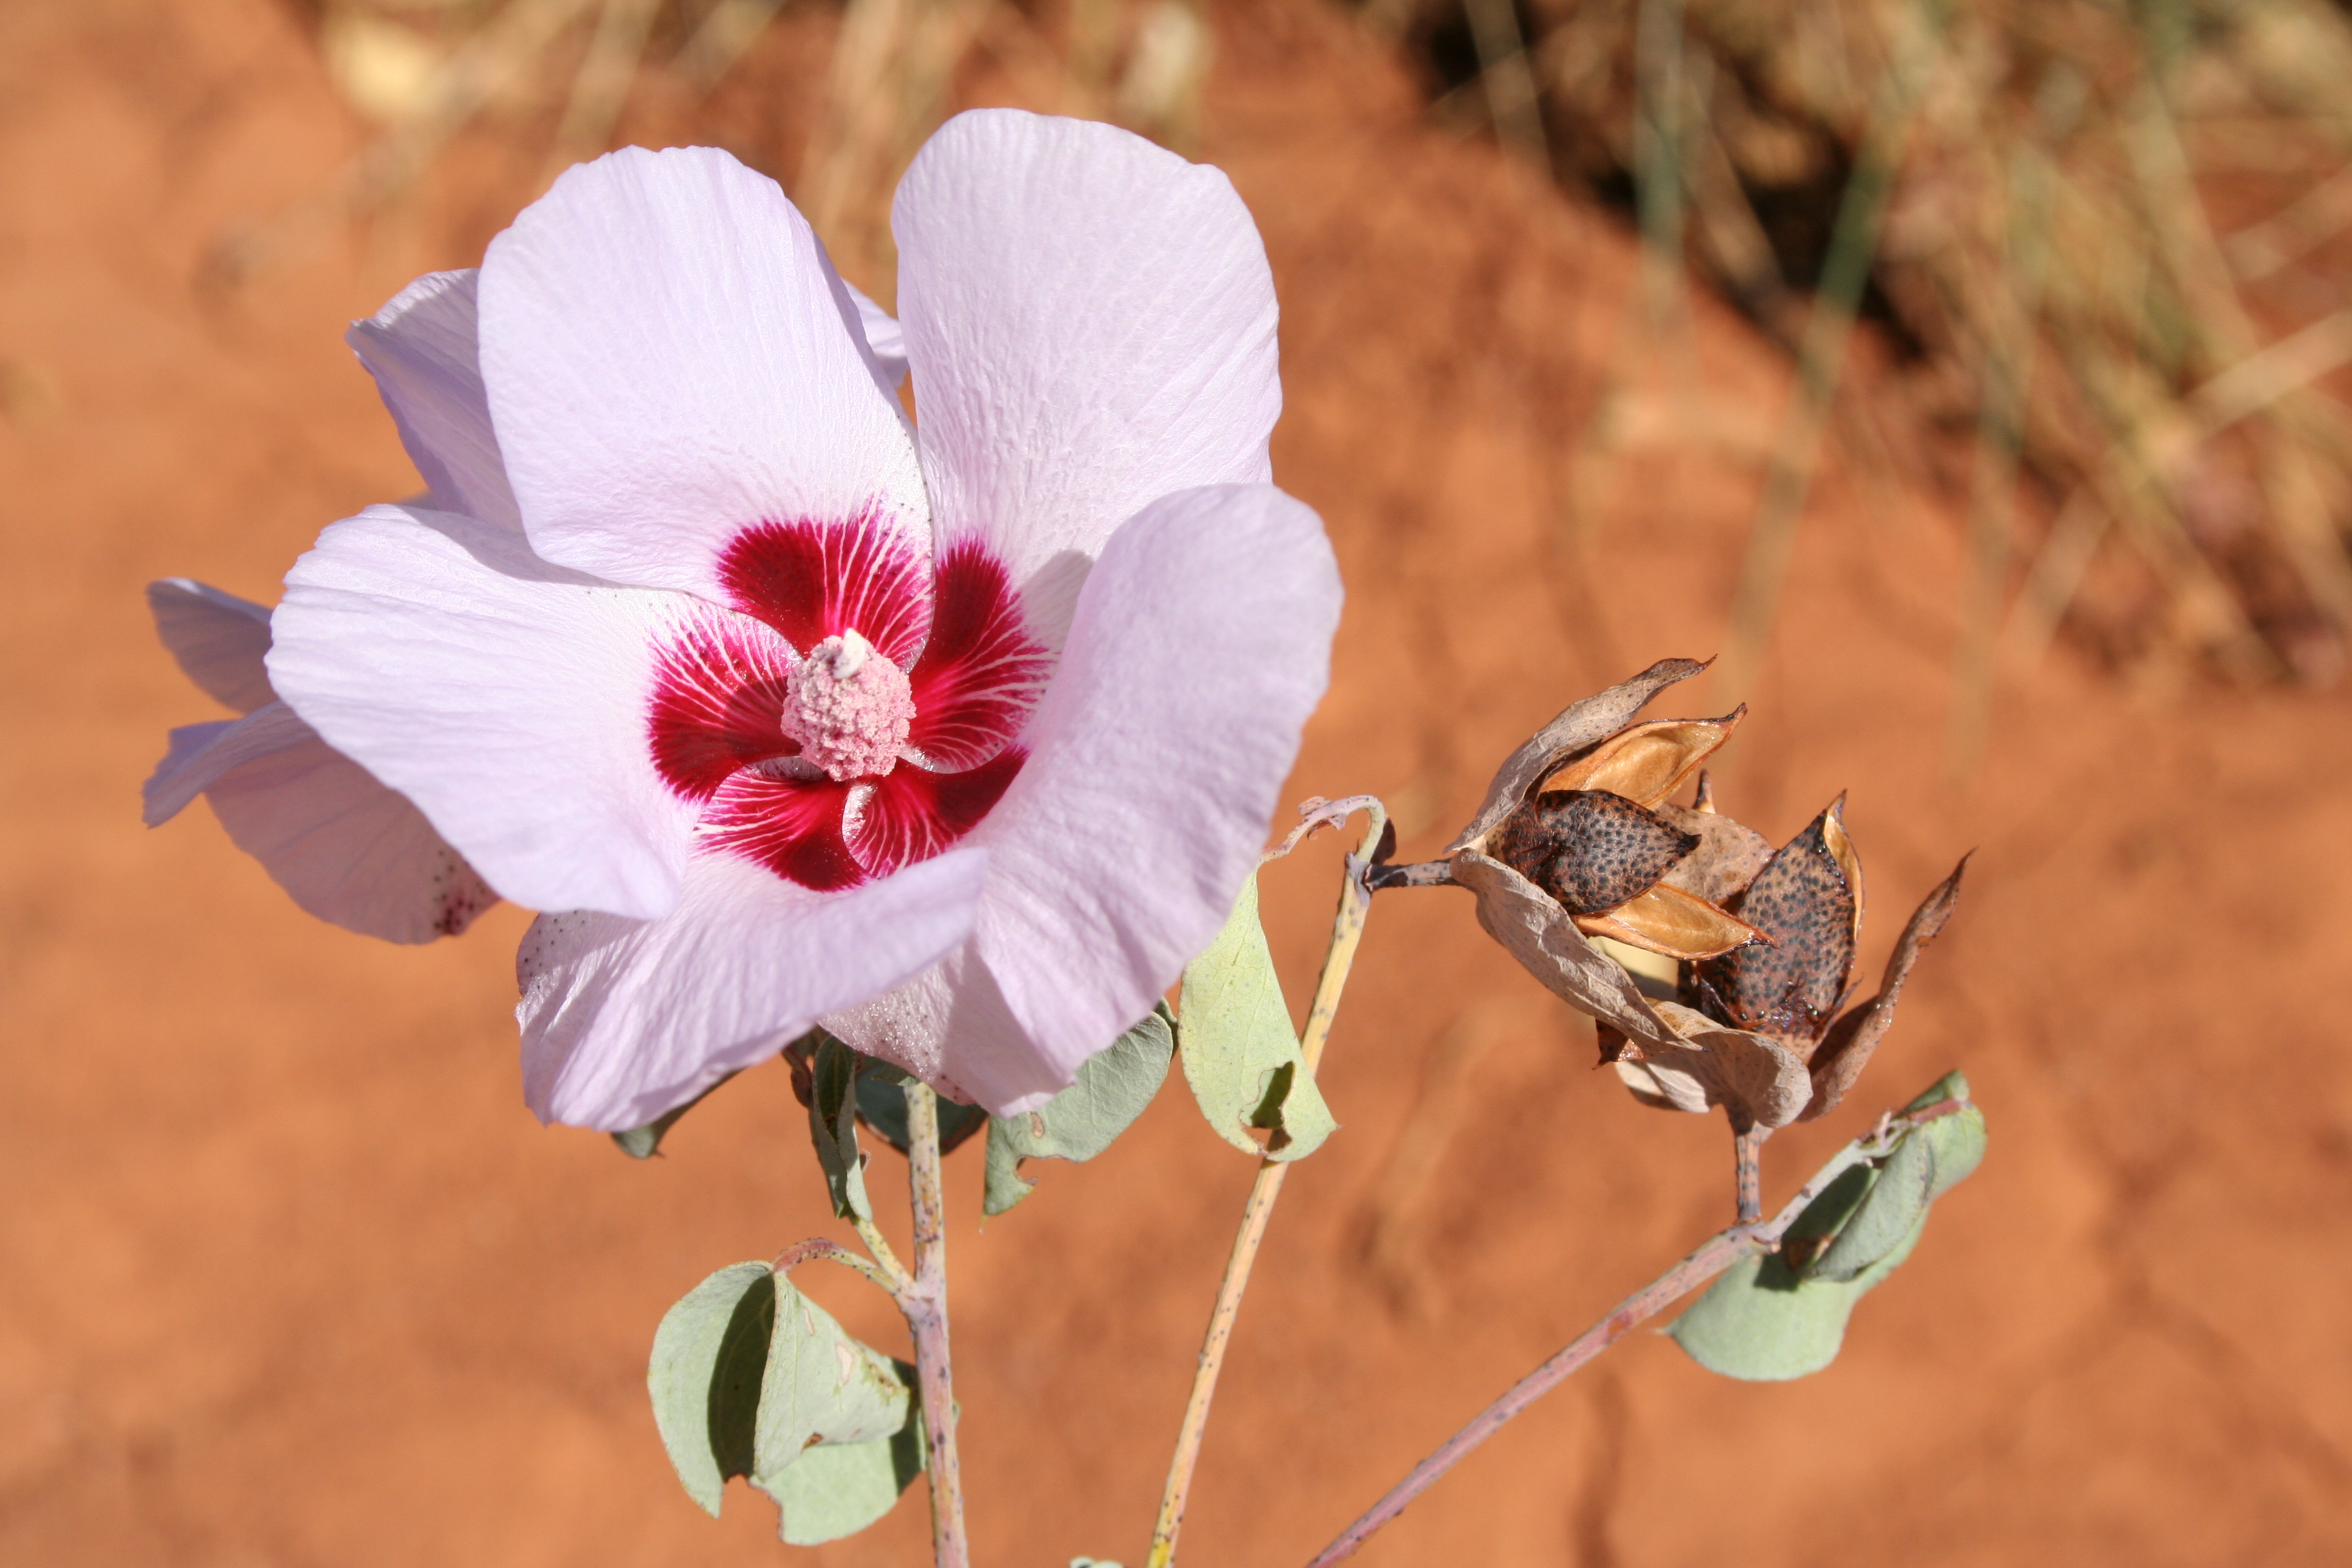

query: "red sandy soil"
xmin=5 ymin=1 xmax=2351 ymax=1564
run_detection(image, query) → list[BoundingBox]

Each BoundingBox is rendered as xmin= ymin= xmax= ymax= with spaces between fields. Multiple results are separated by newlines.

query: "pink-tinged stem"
xmin=1733 ymin=1120 xmax=1768 ymax=1224
xmin=903 ymin=1083 xmax=968 ymax=1568
xmin=1300 ymin=1098 xmax=1972 ymax=1567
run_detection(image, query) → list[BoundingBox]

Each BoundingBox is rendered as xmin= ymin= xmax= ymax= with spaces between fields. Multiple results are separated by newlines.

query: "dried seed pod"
xmin=1801 ymin=855 xmax=1970 ymax=1120
xmin=1690 ymin=798 xmax=1862 ymax=1049
xmin=1492 ymin=789 xmax=1699 ymax=915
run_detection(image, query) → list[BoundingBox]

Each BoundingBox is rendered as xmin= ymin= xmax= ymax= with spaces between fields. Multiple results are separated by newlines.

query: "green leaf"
xmin=764 ymin=1414 xmax=928 ymax=1546
xmin=751 ymin=1277 xmax=914 ymax=1486
xmin=983 ymin=1005 xmax=1177 ymax=1215
xmin=854 ymin=1067 xmax=991 ymax=1157
xmin=807 ymin=1035 xmax=870 ymax=1222
xmin=1668 ymin=1216 xmax=1925 ymax=1381
xmin=1808 ymin=1130 xmax=1932 ymax=1283
xmin=611 ymin=1068 xmax=742 ymax=1158
xmin=647 ymin=1261 xmax=775 ymax=1516
xmin=1176 ymin=876 xmax=1337 ymax=1162
xmin=1673 ymin=1069 xmax=1987 ymax=1379
xmin=647 ymin=1262 xmax=926 ymax=1538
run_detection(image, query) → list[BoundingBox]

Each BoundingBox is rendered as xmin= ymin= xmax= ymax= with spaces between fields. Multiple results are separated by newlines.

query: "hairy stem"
xmin=851 ymin=1213 xmax=915 ymax=1294
xmin=903 ymin=1083 xmax=967 ymax=1568
xmin=771 ymin=1235 xmax=900 ymax=1296
xmin=1733 ymin=1120 xmax=1767 ymax=1225
xmin=1146 ymin=806 xmax=1387 ymax=1568
xmin=1300 ymin=1098 xmax=1971 ymax=1567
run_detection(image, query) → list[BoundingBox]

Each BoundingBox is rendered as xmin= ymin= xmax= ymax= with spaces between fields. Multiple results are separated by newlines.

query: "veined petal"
xmin=962 ymin=485 xmax=1339 ymax=1097
xmin=144 ymin=703 xmax=496 ymax=943
xmin=480 ymin=146 xmax=926 ymax=600
xmin=843 ymin=280 xmax=909 ymax=391
xmin=823 ymin=943 xmax=1052 ymax=1113
xmin=894 ymin=110 xmax=1280 ymax=647
xmin=267 ymin=504 xmax=698 ymax=920
xmin=147 ymin=578 xmax=274 ymax=714
xmin=517 ymin=847 xmax=987 ymax=1130
xmin=347 ymin=269 xmax=521 ymax=531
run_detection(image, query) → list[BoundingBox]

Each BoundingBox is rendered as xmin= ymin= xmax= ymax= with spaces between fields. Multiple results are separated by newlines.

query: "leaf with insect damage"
xmin=1178 ymin=875 xmax=1335 ymax=1162
xmin=749 ymin=1278 xmax=920 ymax=1533
xmin=984 ymin=1004 xmax=1176 ymax=1215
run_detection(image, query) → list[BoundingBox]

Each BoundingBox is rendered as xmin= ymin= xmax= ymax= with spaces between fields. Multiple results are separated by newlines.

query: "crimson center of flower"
xmin=782 ymin=630 xmax=915 ymax=782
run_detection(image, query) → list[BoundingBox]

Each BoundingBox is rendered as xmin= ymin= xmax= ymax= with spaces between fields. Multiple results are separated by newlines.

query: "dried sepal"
xmin=1494 ymin=790 xmax=1699 ymax=915
xmin=1654 ymin=803 xmax=1776 ymax=904
xmin=1575 ymin=882 xmax=1761 ymax=960
xmin=1449 ymin=657 xmax=1710 ymax=853
xmin=1450 ymin=849 xmax=1688 ymax=1058
xmin=1800 ymin=855 xmax=1970 ymax=1121
xmin=1690 ymin=799 xmax=1861 ymax=1047
xmin=1537 ymin=710 xmax=1744 ymax=807
xmin=1605 ymin=1000 xmax=1813 ymax=1129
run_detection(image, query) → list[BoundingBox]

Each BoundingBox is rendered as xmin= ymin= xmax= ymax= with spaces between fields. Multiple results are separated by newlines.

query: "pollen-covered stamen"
xmin=783 ymin=630 xmax=916 ymax=782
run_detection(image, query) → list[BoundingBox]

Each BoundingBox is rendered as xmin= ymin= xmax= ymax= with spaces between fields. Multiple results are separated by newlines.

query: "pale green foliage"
xmin=647 ymin=1262 xmax=924 ymax=1540
xmin=1669 ymin=1071 xmax=1986 ymax=1381
xmin=1667 ymin=1216 xmax=1927 ymax=1381
xmin=647 ymin=1261 xmax=772 ymax=1515
xmin=984 ymin=1005 xmax=1177 ymax=1215
xmin=764 ymin=1422 xmax=928 ymax=1546
xmin=806 ymin=1034 xmax=871 ymax=1221
xmin=1177 ymin=875 xmax=1337 ymax=1160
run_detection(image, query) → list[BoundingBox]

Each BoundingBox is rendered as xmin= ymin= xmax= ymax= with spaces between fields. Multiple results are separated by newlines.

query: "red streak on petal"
xmin=649 ymin=609 xmax=800 ymax=802
xmin=851 ymin=748 xmax=1025 ymax=877
xmin=701 ymin=772 xmax=864 ymax=891
xmin=719 ymin=510 xmax=931 ymax=666
xmin=905 ymin=538 xmax=1054 ymax=770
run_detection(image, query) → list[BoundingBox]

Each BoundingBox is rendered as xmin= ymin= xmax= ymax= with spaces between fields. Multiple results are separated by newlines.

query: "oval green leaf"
xmin=647 ymin=1261 xmax=775 ymax=1516
xmin=1177 ymin=876 xmax=1337 ymax=1162
xmin=984 ymin=1005 xmax=1177 ymax=1215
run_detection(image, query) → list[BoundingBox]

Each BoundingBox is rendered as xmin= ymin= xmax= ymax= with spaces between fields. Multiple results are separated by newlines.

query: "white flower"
xmin=263 ymin=112 xmax=1342 ymax=1128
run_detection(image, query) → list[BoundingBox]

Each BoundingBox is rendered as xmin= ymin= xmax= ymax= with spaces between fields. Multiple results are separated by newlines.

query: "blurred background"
xmin=5 ymin=0 xmax=2351 ymax=1561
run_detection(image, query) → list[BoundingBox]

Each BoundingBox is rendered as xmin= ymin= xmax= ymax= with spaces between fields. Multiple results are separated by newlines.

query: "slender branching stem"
xmin=1145 ymin=806 xmax=1388 ymax=1568
xmin=902 ymin=1083 xmax=968 ymax=1568
xmin=1733 ymin=1120 xmax=1768 ymax=1225
xmin=770 ymin=1236 xmax=900 ymax=1296
xmin=1298 ymin=1098 xmax=1972 ymax=1567
xmin=850 ymin=1213 xmax=916 ymax=1294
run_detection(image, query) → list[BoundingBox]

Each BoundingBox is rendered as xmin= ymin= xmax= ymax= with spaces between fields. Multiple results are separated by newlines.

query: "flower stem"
xmin=1296 ymin=1097 xmax=1972 ymax=1567
xmin=902 ymin=1081 xmax=968 ymax=1568
xmin=1145 ymin=806 xmax=1386 ymax=1568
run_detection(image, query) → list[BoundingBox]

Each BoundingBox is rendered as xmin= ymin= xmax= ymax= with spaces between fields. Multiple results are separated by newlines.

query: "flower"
xmin=263 ymin=112 xmax=1341 ymax=1128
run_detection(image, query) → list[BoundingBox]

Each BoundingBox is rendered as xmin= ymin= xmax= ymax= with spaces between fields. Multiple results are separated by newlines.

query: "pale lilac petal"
xmin=480 ymin=146 xmax=926 ymax=600
xmin=144 ymin=715 xmax=246 ymax=824
xmin=148 ymin=578 xmax=274 ymax=714
xmin=843 ymin=280 xmax=909 ymax=391
xmin=143 ymin=702 xmax=497 ymax=943
xmin=894 ymin=110 xmax=1280 ymax=644
xmin=965 ymin=483 xmax=1339 ymax=1097
xmin=517 ymin=847 xmax=987 ymax=1130
xmin=347 ymin=270 xmax=521 ymax=531
xmin=821 ymin=943 xmax=1054 ymax=1113
xmin=267 ymin=504 xmax=700 ymax=920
